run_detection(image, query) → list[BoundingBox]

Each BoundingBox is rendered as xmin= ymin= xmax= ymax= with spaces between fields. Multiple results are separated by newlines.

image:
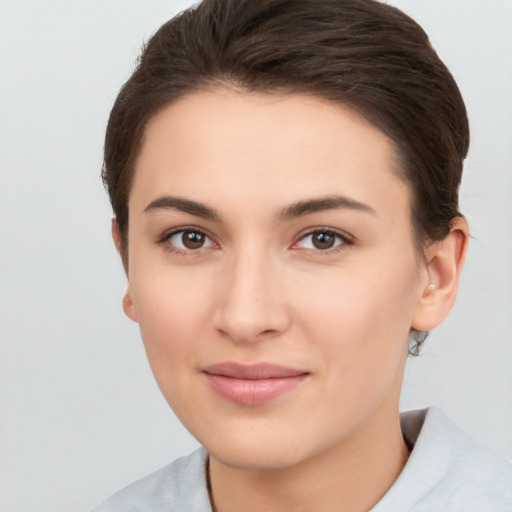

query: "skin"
xmin=114 ymin=88 xmax=468 ymax=512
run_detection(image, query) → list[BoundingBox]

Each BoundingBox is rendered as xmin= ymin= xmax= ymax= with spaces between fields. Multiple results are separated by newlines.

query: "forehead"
xmin=132 ymin=88 xmax=411 ymax=224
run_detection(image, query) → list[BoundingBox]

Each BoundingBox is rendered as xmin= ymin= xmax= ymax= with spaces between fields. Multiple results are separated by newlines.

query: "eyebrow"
xmin=143 ymin=194 xmax=376 ymax=221
xmin=277 ymin=195 xmax=377 ymax=221
xmin=143 ymin=196 xmax=221 ymax=220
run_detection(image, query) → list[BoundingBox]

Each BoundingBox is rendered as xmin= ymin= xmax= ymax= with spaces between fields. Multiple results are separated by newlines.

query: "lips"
xmin=202 ymin=362 xmax=309 ymax=406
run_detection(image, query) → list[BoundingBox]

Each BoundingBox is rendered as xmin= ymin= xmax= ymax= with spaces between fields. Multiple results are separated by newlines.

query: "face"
xmin=122 ymin=89 xmax=433 ymax=470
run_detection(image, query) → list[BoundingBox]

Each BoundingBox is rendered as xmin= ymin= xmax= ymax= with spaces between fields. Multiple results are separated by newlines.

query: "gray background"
xmin=0 ymin=1 xmax=511 ymax=510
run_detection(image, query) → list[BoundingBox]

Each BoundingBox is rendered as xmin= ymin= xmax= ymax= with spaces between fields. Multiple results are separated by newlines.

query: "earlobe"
xmin=412 ymin=217 xmax=469 ymax=332
xmin=122 ymin=287 xmax=138 ymax=323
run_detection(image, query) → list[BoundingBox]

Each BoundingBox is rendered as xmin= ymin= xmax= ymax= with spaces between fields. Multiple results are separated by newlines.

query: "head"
xmin=103 ymin=0 xmax=469 ymax=354
xmin=103 ymin=0 xmax=469 ymax=471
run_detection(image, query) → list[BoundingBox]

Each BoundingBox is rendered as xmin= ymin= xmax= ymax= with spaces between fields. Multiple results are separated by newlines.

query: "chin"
xmin=192 ymin=416 xmax=333 ymax=472
xmin=208 ymin=441 xmax=310 ymax=471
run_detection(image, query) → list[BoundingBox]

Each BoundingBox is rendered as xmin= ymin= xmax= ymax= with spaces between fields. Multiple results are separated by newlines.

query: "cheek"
xmin=294 ymin=256 xmax=419 ymax=389
xmin=298 ymin=262 xmax=417 ymax=336
xmin=129 ymin=266 xmax=214 ymax=376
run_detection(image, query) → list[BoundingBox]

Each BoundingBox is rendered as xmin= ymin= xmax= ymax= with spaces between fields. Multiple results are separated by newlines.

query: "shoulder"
xmin=373 ymin=407 xmax=512 ymax=512
xmin=91 ymin=447 xmax=212 ymax=512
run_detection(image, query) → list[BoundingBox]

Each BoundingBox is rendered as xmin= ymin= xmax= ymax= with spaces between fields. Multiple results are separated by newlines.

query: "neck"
xmin=208 ymin=407 xmax=410 ymax=512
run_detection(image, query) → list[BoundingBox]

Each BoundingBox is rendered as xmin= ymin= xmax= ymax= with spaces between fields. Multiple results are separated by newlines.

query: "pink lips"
xmin=203 ymin=362 xmax=309 ymax=406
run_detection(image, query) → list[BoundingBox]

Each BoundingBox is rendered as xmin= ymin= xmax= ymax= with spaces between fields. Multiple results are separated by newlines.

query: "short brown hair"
xmin=102 ymin=0 xmax=469 ymax=353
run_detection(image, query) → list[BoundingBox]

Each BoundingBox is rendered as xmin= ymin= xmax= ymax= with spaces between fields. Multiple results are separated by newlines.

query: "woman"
xmin=93 ymin=0 xmax=512 ymax=510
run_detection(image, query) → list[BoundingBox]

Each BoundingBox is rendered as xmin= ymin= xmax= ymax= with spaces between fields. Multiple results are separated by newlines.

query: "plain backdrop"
xmin=0 ymin=1 xmax=511 ymax=510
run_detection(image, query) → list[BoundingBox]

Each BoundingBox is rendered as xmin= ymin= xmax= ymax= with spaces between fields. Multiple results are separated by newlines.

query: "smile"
xmin=202 ymin=362 xmax=309 ymax=406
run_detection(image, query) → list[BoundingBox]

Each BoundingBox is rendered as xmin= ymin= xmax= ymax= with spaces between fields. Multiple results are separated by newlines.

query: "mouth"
xmin=202 ymin=362 xmax=309 ymax=406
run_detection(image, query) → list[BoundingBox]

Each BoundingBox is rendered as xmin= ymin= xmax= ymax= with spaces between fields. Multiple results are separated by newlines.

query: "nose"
xmin=212 ymin=249 xmax=290 ymax=344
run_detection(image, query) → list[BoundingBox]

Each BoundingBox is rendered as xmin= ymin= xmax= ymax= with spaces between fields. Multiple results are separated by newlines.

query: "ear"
xmin=111 ymin=219 xmax=128 ymax=273
xmin=111 ymin=218 xmax=122 ymax=253
xmin=111 ymin=219 xmax=138 ymax=323
xmin=122 ymin=287 xmax=138 ymax=323
xmin=412 ymin=217 xmax=469 ymax=331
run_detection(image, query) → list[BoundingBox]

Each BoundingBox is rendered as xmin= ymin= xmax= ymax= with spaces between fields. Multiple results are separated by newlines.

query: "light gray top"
xmin=92 ymin=407 xmax=512 ymax=511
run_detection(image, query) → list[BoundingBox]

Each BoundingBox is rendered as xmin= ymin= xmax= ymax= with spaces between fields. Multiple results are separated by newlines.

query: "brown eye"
xmin=312 ymin=232 xmax=336 ymax=249
xmin=182 ymin=230 xmax=205 ymax=249
xmin=167 ymin=229 xmax=214 ymax=251
xmin=295 ymin=230 xmax=348 ymax=251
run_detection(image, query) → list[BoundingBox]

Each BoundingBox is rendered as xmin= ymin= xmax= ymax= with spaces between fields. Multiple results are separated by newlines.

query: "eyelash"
xmin=157 ymin=226 xmax=217 ymax=256
xmin=293 ymin=227 xmax=354 ymax=254
xmin=157 ymin=227 xmax=354 ymax=256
